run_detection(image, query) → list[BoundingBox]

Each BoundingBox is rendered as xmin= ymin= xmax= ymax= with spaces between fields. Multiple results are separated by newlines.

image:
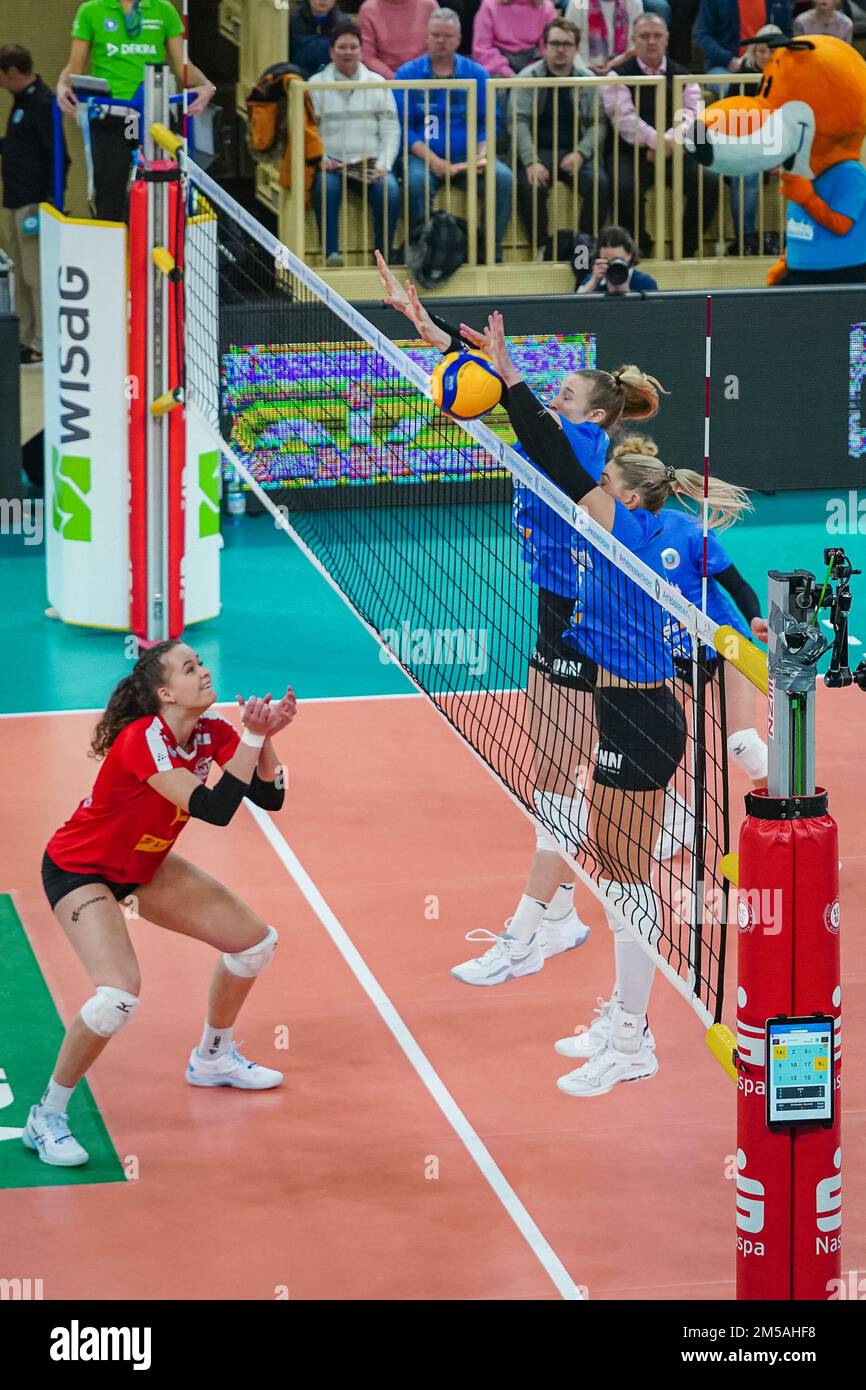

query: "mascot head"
xmin=687 ymin=35 xmax=866 ymax=180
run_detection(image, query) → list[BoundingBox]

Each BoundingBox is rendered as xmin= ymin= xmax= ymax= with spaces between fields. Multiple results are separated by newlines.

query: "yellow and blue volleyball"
xmin=430 ymin=350 xmax=503 ymax=420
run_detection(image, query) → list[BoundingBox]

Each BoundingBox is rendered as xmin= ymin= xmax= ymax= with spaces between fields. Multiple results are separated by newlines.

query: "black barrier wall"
xmin=361 ymin=287 xmax=866 ymax=494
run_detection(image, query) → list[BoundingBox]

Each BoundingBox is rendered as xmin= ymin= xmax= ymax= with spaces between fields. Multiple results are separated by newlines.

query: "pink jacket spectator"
xmin=472 ymin=0 xmax=557 ymax=78
xmin=358 ymin=0 xmax=438 ymax=79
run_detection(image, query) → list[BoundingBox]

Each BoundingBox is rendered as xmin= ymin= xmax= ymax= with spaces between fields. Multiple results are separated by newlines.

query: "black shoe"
xmin=20 ymin=347 xmax=43 ymax=366
xmin=763 ymin=231 xmax=781 ymax=256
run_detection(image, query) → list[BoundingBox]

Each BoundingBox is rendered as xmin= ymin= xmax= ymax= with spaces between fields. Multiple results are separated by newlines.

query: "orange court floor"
xmin=0 ymin=688 xmax=864 ymax=1302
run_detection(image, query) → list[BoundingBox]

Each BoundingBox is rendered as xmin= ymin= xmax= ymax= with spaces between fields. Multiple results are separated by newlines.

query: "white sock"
xmin=39 ymin=1077 xmax=75 ymax=1114
xmin=532 ymin=787 xmax=589 ymax=851
xmin=198 ymin=1021 xmax=234 ymax=1060
xmin=508 ymin=894 xmax=546 ymax=944
xmin=546 ymin=883 xmax=575 ymax=921
xmin=612 ymin=934 xmax=656 ymax=1019
xmin=599 ymin=876 xmax=658 ymax=1021
xmin=610 ymin=1001 xmax=648 ymax=1056
xmin=727 ymin=727 xmax=768 ymax=781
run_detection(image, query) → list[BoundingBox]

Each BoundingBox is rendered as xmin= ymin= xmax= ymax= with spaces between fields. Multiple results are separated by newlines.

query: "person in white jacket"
xmin=308 ymin=24 xmax=402 ymax=264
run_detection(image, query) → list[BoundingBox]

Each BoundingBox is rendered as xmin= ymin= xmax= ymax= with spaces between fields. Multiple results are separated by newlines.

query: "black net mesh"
xmin=182 ymin=170 xmax=731 ymax=1024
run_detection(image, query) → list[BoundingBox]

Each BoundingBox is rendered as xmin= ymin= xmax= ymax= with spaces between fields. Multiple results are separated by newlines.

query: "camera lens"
xmin=604 ymin=258 xmax=630 ymax=286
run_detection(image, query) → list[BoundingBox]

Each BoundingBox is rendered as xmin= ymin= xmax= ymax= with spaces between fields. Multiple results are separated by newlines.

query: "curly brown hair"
xmin=90 ymin=640 xmax=180 ymax=760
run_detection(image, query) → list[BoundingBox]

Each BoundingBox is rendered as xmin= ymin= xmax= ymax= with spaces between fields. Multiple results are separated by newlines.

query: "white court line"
xmin=0 ymin=689 xmax=528 ymax=720
xmin=0 ymin=693 xmax=425 ymax=720
xmin=243 ymin=797 xmax=585 ymax=1303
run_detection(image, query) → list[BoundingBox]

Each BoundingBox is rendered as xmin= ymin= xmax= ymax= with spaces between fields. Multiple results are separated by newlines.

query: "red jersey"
xmin=46 ymin=711 xmax=240 ymax=884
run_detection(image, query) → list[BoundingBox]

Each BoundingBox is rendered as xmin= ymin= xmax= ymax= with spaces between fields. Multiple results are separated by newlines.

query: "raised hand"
xmin=236 ymin=694 xmax=274 ymax=737
xmin=456 ymin=321 xmax=487 ymax=349
xmin=477 ymin=311 xmax=521 ymax=387
xmin=375 ymin=251 xmax=451 ymax=351
xmin=375 ymin=249 xmax=413 ymax=317
xmin=267 ymin=686 xmax=299 ymax=736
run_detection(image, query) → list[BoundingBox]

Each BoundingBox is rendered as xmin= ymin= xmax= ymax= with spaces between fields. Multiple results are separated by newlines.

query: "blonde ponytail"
xmin=610 ymin=365 xmax=668 ymax=422
xmin=670 ymin=467 xmax=752 ymax=531
xmin=610 ymin=435 xmax=752 ymax=530
xmin=582 ymin=365 xmax=668 ymax=431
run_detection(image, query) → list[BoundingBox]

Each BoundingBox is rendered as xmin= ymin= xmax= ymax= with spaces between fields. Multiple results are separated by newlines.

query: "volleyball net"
xmin=174 ymin=145 xmax=746 ymax=1029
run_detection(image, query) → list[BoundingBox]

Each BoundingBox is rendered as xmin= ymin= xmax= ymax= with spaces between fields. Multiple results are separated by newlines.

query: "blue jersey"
xmin=562 ymin=502 xmax=674 ymax=682
xmin=511 ymin=420 xmax=608 ymax=598
xmin=657 ymin=508 xmax=751 ymax=646
xmin=785 ymin=162 xmax=866 ymax=272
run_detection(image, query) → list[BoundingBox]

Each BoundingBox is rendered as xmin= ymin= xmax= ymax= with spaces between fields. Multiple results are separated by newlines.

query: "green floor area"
xmin=0 ymin=490 xmax=861 ymax=715
xmin=0 ymin=896 xmax=126 ymax=1189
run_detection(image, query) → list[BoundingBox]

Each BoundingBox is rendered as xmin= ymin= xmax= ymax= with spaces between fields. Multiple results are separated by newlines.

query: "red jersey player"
xmin=24 ymin=639 xmax=297 ymax=1168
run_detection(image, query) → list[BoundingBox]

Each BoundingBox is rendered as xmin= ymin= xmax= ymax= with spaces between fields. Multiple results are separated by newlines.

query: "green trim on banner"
xmin=198 ymin=450 xmax=221 ymax=538
xmin=0 ymin=895 xmax=126 ymax=1189
xmin=51 ymin=447 xmax=92 ymax=543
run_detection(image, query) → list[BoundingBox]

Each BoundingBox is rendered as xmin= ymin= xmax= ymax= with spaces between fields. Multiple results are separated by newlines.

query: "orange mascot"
xmin=687 ymin=35 xmax=866 ymax=285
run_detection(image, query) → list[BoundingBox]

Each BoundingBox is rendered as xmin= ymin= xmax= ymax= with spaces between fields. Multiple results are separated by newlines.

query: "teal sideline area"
xmin=0 ymin=490 xmax=863 ymax=715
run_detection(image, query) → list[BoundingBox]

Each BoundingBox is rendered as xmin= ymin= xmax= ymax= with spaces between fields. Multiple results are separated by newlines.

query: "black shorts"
xmin=592 ymin=685 xmax=687 ymax=792
xmin=529 ymin=588 xmax=597 ymax=691
xmin=41 ymin=851 xmax=139 ymax=913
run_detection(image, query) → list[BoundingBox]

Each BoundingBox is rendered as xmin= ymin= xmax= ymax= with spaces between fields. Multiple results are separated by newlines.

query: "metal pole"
xmin=765 ymin=570 xmax=819 ymax=798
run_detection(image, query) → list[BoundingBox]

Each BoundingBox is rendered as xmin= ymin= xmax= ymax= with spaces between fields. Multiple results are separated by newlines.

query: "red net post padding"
xmin=736 ymin=791 xmax=841 ymax=1300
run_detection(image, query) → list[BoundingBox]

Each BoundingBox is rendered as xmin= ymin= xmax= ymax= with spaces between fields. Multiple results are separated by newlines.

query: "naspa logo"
xmin=661 ymin=546 xmax=680 ymax=571
xmin=50 ymin=1321 xmax=152 ymax=1372
xmin=816 ymin=1147 xmax=842 ymax=1256
xmin=736 ymin=1148 xmax=765 ymax=1258
xmin=104 ymin=16 xmax=118 ymax=28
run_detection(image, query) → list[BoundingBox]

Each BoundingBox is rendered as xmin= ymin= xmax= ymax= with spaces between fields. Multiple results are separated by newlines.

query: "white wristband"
xmin=241 ymin=728 xmax=265 ymax=749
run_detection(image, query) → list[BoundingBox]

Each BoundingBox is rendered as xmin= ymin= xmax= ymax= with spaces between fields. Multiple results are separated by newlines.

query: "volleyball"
xmin=430 ymin=350 xmax=503 ymax=420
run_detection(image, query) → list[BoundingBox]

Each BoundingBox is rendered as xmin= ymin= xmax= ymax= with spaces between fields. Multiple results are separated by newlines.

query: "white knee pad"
xmin=599 ymin=876 xmax=661 ymax=947
xmin=80 ymin=986 xmax=140 ymax=1038
xmin=535 ymin=825 xmax=560 ymax=854
xmin=222 ymin=925 xmax=278 ymax=979
xmin=727 ymin=727 xmax=768 ymax=781
xmin=532 ymin=787 xmax=589 ymax=852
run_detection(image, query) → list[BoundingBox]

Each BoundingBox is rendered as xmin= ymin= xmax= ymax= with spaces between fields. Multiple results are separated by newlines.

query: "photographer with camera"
xmin=576 ymin=225 xmax=658 ymax=294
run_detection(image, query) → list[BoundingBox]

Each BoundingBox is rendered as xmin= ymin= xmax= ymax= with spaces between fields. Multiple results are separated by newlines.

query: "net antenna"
xmin=166 ymin=139 xmax=763 ymax=1039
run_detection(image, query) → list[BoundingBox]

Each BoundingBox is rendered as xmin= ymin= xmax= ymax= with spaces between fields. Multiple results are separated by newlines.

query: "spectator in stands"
xmin=695 ymin=0 xmax=792 ymax=74
xmin=290 ymin=0 xmax=353 ymax=79
xmin=794 ymin=0 xmax=854 ymax=39
xmin=359 ymin=0 xmax=438 ymax=77
xmin=57 ymin=0 xmax=215 ymax=222
xmin=394 ymin=9 xmax=514 ymax=259
xmin=512 ymin=19 xmax=610 ymax=255
xmin=0 ymin=45 xmax=69 ymax=365
xmin=603 ymin=13 xmax=719 ymax=256
xmin=563 ymin=0 xmax=673 ymax=72
xmin=576 ymin=223 xmax=659 ymax=290
xmin=472 ymin=0 xmax=558 ymax=76
xmin=309 ymin=25 xmax=401 ymax=264
xmin=565 ymin=0 xmax=644 ymax=71
xmin=740 ymin=20 xmax=783 ymax=64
